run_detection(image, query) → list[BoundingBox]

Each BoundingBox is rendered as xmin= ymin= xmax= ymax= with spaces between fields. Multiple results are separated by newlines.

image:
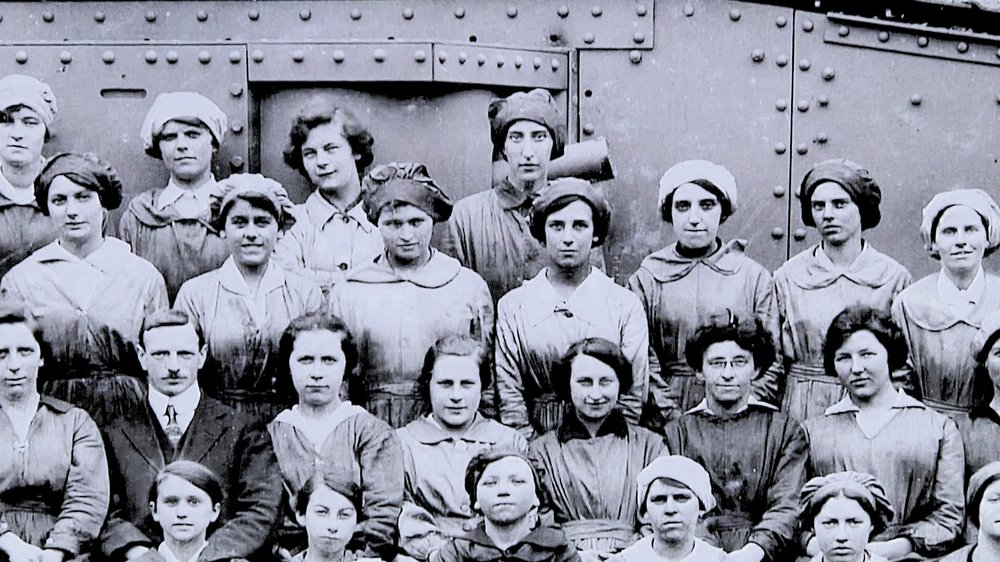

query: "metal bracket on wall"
xmin=824 ymin=13 xmax=1000 ymax=66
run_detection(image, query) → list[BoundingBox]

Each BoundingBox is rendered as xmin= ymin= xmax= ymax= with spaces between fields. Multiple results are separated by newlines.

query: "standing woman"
xmin=329 ymin=162 xmax=493 ymax=428
xmin=0 ymin=74 xmax=59 ymax=279
xmin=774 ymin=159 xmax=911 ymax=421
xmin=496 ymin=178 xmax=649 ymax=437
xmin=275 ymin=99 xmax=383 ymax=297
xmin=804 ymin=305 xmax=964 ymax=561
xmin=0 ymin=152 xmax=168 ymax=423
xmin=120 ymin=91 xmax=231 ymax=301
xmin=627 ymin=159 xmax=774 ymax=427
xmin=798 ymin=472 xmax=896 ymax=562
xmin=892 ymin=188 xmax=1000 ymax=418
xmin=175 ymin=173 xmax=323 ymax=424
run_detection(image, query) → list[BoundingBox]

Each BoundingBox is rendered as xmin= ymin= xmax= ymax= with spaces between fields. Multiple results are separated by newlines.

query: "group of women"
xmin=3 ymin=72 xmax=1000 ymax=562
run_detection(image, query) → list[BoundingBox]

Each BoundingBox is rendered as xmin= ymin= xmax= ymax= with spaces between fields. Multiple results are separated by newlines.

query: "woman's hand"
xmin=0 ymin=534 xmax=44 ymax=562
xmin=38 ymin=549 xmax=66 ymax=562
xmin=725 ymin=543 xmax=765 ymax=562
xmin=867 ymin=538 xmax=914 ymax=560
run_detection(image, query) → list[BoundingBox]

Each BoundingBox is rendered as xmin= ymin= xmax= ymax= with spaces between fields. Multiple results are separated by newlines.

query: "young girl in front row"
xmin=143 ymin=461 xmax=225 ymax=562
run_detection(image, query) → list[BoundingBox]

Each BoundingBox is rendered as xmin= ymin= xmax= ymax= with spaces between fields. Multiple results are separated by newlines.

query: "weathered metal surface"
xmin=248 ymin=43 xmax=434 ymax=83
xmin=0 ymin=1 xmax=654 ymax=50
xmin=790 ymin=10 xmax=1000 ymax=278
xmin=579 ymin=0 xmax=795 ymax=279
xmin=0 ymin=44 xmax=249 ymax=231
xmin=432 ymin=44 xmax=569 ymax=89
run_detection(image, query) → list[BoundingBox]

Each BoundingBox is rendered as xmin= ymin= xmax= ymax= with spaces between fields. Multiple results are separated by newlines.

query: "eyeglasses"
xmin=704 ymin=357 xmax=751 ymax=371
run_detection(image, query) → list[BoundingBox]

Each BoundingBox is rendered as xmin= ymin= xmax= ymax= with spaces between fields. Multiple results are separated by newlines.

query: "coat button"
xmin=338 ymin=263 xmax=349 ymax=271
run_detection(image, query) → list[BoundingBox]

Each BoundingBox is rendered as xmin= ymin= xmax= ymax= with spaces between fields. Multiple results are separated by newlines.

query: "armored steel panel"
xmin=247 ymin=43 xmax=434 ymax=83
xmin=0 ymin=44 xmax=249 ymax=232
xmin=579 ymin=0 xmax=795 ymax=279
xmin=0 ymin=1 xmax=654 ymax=50
xmin=790 ymin=12 xmax=1000 ymax=279
xmin=432 ymin=44 xmax=569 ymax=89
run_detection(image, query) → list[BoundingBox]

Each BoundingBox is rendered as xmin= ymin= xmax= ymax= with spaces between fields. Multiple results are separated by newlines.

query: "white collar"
xmin=824 ymin=389 xmax=924 ymax=415
xmin=157 ymin=541 xmax=208 ymax=562
xmin=936 ymin=266 xmax=986 ymax=308
xmin=0 ymin=160 xmax=42 ymax=206
xmin=685 ymin=396 xmax=777 ymax=416
xmin=156 ymin=176 xmax=217 ymax=210
xmin=147 ymin=383 xmax=201 ymax=418
xmin=217 ymin=256 xmax=285 ymax=297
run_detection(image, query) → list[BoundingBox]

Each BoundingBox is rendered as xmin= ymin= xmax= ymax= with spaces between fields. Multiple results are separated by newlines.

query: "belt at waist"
xmin=1 ymin=499 xmax=59 ymax=515
xmin=663 ymin=361 xmax=696 ymax=377
xmin=560 ymin=519 xmax=636 ymax=541
xmin=703 ymin=511 xmax=755 ymax=532
xmin=922 ymin=397 xmax=970 ymax=414
xmin=368 ymin=382 xmax=420 ymax=397
xmin=787 ymin=363 xmax=834 ymax=383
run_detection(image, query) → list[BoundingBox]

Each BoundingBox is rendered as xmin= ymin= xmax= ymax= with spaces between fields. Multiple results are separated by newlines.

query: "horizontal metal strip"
xmin=432 ymin=44 xmax=568 ymax=89
xmin=823 ymin=14 xmax=1000 ymax=66
xmin=247 ymin=43 xmax=434 ymax=83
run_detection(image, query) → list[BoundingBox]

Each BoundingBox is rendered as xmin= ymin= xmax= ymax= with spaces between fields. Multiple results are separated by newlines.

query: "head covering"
xmin=362 ymin=162 xmax=453 ymax=224
xmin=140 ymin=91 xmax=228 ymax=157
xmin=488 ymin=89 xmax=565 ymax=161
xmin=35 ymin=152 xmax=123 ymax=214
xmin=528 ymin=178 xmax=612 ymax=246
xmin=798 ymin=159 xmax=882 ymax=230
xmin=636 ymin=455 xmax=715 ymax=513
xmin=0 ymin=74 xmax=58 ymax=130
xmin=973 ymin=313 xmax=1000 ymax=361
xmin=799 ymin=471 xmax=894 ymax=534
xmin=657 ymin=160 xmax=738 ymax=222
xmin=464 ymin=449 xmax=545 ymax=513
xmin=211 ymin=173 xmax=296 ymax=231
xmin=968 ymin=461 xmax=1000 ymax=527
xmin=919 ymin=188 xmax=1000 ymax=258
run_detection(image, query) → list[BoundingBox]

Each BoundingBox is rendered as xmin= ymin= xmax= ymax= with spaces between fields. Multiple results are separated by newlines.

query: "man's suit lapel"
xmin=181 ymin=396 xmax=228 ymax=463
xmin=119 ymin=406 xmax=166 ymax=470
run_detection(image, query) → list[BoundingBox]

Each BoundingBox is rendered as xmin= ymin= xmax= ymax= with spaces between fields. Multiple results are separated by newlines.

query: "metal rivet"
xmin=629 ymin=50 xmax=643 ymax=64
xmin=729 ymin=8 xmax=741 ymax=21
xmin=803 ymin=19 xmax=814 ymax=32
xmin=229 ymin=50 xmax=242 ymax=64
xmin=878 ymin=31 xmax=890 ymax=42
xmin=633 ymin=31 xmax=645 ymax=44
xmin=582 ymin=124 xmax=595 ymax=135
xmin=534 ymin=57 xmax=542 ymax=69
xmin=291 ymin=49 xmax=305 ymax=62
xmin=773 ymin=185 xmax=786 ymax=198
xmin=816 ymin=133 xmax=829 ymax=144
xmin=454 ymin=7 xmax=465 ymax=18
xmin=145 ymin=10 xmax=156 ymax=22
xmin=59 ymin=50 xmax=72 ymax=64
xmin=751 ymin=49 xmax=765 ymax=63
xmin=414 ymin=50 xmax=427 ymax=63
xmin=551 ymin=59 xmax=561 ymax=71
xmin=42 ymin=11 xmax=54 ymax=23
xmin=592 ymin=6 xmax=603 ymax=17
xmin=838 ymin=26 xmax=850 ymax=37
xmin=231 ymin=123 xmax=244 ymax=134
xmin=477 ymin=54 xmax=487 ymax=66
xmin=496 ymin=56 xmax=505 ymax=68
xmin=910 ymin=94 xmax=922 ymax=106
xmin=774 ymin=143 xmax=787 ymax=155
xmin=776 ymin=55 xmax=788 ymax=67
xmin=917 ymin=36 xmax=929 ymax=48
xmin=799 ymin=59 xmax=811 ymax=71
xmin=166 ymin=50 xmax=179 ymax=64
xmin=683 ymin=4 xmax=695 ymax=17
xmin=144 ymin=50 xmax=158 ymax=64
xmin=229 ymin=157 xmax=244 ymax=170
xmin=299 ymin=9 xmax=311 ymax=21
xmin=248 ymin=9 xmax=260 ymax=21
xmin=797 ymin=99 xmax=810 ymax=112
xmin=957 ymin=41 xmax=970 ymax=53
xmin=333 ymin=50 xmax=346 ymax=63
xmin=14 ymin=50 xmax=27 ymax=64
xmin=822 ymin=67 xmax=835 ymax=80
xmin=818 ymin=95 xmax=830 ymax=107
xmin=350 ymin=9 xmax=362 ymax=20
xmin=507 ymin=6 xmax=518 ymax=18
xmin=251 ymin=49 xmax=265 ymax=63
xmin=458 ymin=51 xmax=468 ymax=64
xmin=197 ymin=10 xmax=208 ymax=22
xmin=198 ymin=50 xmax=212 ymax=64
xmin=637 ymin=4 xmax=648 ymax=16
xmin=771 ymin=227 xmax=785 ymax=239
xmin=558 ymin=5 xmax=570 ymax=17
xmin=230 ymin=84 xmax=244 ymax=97
xmin=775 ymin=99 xmax=788 ymax=111
xmin=373 ymin=49 xmax=387 ymax=63
xmin=438 ymin=51 xmax=448 ymax=64
xmin=776 ymin=16 xmax=787 ymax=28
xmin=793 ymin=228 xmax=807 ymax=241
xmin=514 ymin=56 xmax=523 ymax=68
xmin=402 ymin=7 xmax=414 ymax=20
xmin=102 ymin=50 xmax=115 ymax=64
xmin=584 ymin=33 xmax=595 ymax=44
xmin=94 ymin=11 xmax=105 ymax=23
xmin=796 ymin=143 xmax=809 ymax=155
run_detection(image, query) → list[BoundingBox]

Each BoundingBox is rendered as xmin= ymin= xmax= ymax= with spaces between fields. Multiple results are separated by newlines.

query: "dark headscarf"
xmin=529 ymin=178 xmax=611 ymax=246
xmin=35 ymin=152 xmax=123 ymax=215
xmin=968 ymin=461 xmax=1000 ymax=528
xmin=798 ymin=159 xmax=882 ymax=230
xmin=800 ymin=471 xmax=895 ymax=535
xmin=488 ymin=89 xmax=565 ymax=161
xmin=362 ymin=162 xmax=453 ymax=224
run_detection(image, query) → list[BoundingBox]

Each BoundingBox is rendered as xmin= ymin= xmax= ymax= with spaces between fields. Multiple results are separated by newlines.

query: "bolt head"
xmin=584 ymin=33 xmax=595 ymax=44
xmin=507 ymin=6 xmax=518 ymax=18
xmin=683 ymin=4 xmax=695 ymax=17
xmin=229 ymin=50 xmax=242 ymax=63
xmin=773 ymin=185 xmax=787 ymax=197
xmin=910 ymin=94 xmax=922 ymax=106
xmin=774 ymin=142 xmax=787 ymax=154
xmin=582 ymin=124 xmax=595 ymax=135
xmin=822 ymin=67 xmax=835 ymax=80
xmin=198 ymin=50 xmax=212 ymax=64
xmin=729 ymin=8 xmax=741 ymax=21
xmin=878 ymin=31 xmax=890 ymax=42
xmin=477 ymin=54 xmax=487 ymax=66
xmin=14 ymin=50 xmax=27 ymax=64
xmin=299 ymin=9 xmax=311 ymax=21
xmin=798 ymin=59 xmax=811 ymax=71
xmin=775 ymin=99 xmax=788 ymax=111
xmin=797 ymin=100 xmax=810 ymax=112
xmin=165 ymin=50 xmax=179 ymax=64
xmin=794 ymin=228 xmax=807 ymax=240
xmin=231 ymin=123 xmax=244 ymax=134
xmin=918 ymin=36 xmax=929 ymax=48
xmin=144 ymin=50 xmax=158 ymax=64
xmin=454 ymin=8 xmax=465 ymax=18
xmin=776 ymin=55 xmax=789 ymax=67
xmin=402 ymin=7 xmax=414 ymax=19
xmin=771 ymin=227 xmax=785 ymax=239
xmin=534 ymin=57 xmax=542 ymax=69
xmin=818 ymin=95 xmax=830 ymax=106
xmin=414 ymin=50 xmax=427 ymax=63
xmin=629 ymin=50 xmax=643 ymax=64
xmin=94 ymin=11 xmax=105 ymax=23
xmin=796 ymin=143 xmax=809 ymax=155
xmin=802 ymin=19 xmax=814 ymax=32
xmin=637 ymin=4 xmax=648 ymax=16
xmin=514 ymin=56 xmax=523 ymax=68
xmin=59 ymin=51 xmax=72 ymax=64
xmin=551 ymin=59 xmax=561 ymax=70
xmin=557 ymin=5 xmax=570 ymax=17
xmin=775 ymin=16 xmax=787 ymax=28
xmin=838 ymin=25 xmax=850 ymax=37
xmin=230 ymin=84 xmax=244 ymax=97
xmin=458 ymin=52 xmax=468 ymax=64
xmin=42 ymin=11 xmax=54 ymax=22
xmin=816 ymin=133 xmax=829 ymax=144
xmin=438 ymin=51 xmax=448 ymax=64
xmin=496 ymin=56 xmax=505 ymax=68
xmin=292 ymin=49 xmax=305 ymax=62
xmin=229 ymin=157 xmax=245 ymax=170
xmin=373 ymin=49 xmax=387 ymax=62
xmin=957 ymin=41 xmax=970 ymax=53
xmin=350 ymin=9 xmax=362 ymax=20
xmin=102 ymin=50 xmax=115 ymax=64
xmin=634 ymin=31 xmax=646 ymax=44
xmin=592 ymin=6 xmax=603 ymax=17
xmin=251 ymin=49 xmax=265 ymax=63
xmin=751 ymin=49 xmax=765 ymax=63
xmin=333 ymin=50 xmax=346 ymax=63
xmin=145 ymin=11 xmax=156 ymax=22
xmin=248 ymin=9 xmax=260 ymax=21
xmin=196 ymin=10 xmax=208 ymax=22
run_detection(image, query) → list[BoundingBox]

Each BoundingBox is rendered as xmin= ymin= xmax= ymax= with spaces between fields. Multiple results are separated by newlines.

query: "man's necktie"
xmin=164 ymin=403 xmax=183 ymax=449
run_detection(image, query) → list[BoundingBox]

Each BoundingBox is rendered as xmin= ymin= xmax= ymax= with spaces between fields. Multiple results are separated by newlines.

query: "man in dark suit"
xmin=100 ymin=309 xmax=282 ymax=562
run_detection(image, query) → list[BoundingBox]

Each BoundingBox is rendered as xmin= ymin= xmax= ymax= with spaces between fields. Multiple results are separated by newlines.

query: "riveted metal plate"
xmin=791 ymin=11 xmax=1000 ymax=278
xmin=579 ymin=0 xmax=794 ymax=277
xmin=247 ymin=43 xmax=433 ymax=82
xmin=0 ymin=45 xmax=249 ymax=232
xmin=432 ymin=44 xmax=568 ymax=89
xmin=0 ymin=1 xmax=654 ymax=50
xmin=823 ymin=14 xmax=1000 ymax=67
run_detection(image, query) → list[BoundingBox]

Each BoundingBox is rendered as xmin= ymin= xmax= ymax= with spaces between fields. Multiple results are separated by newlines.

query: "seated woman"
xmin=958 ymin=312 xmax=1000 ymax=478
xmin=267 ymin=312 xmax=402 ymax=562
xmin=937 ymin=461 xmax=1000 ymax=561
xmin=292 ymin=471 xmax=368 ymax=562
xmin=0 ymin=152 xmax=168 ymax=424
xmin=397 ymin=335 xmax=527 ymax=560
xmin=176 ymin=173 xmax=323 ymax=424
xmin=140 ymin=461 xmax=225 ymax=562
xmin=798 ymin=472 xmax=896 ymax=562
xmin=529 ymin=338 xmax=665 ymax=561
xmin=804 ymin=305 xmax=964 ymax=560
xmin=0 ymin=303 xmax=110 ymax=562
xmin=434 ymin=449 xmax=580 ymax=562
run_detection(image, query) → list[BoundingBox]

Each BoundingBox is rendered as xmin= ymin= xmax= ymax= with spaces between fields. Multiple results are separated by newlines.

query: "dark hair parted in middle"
xmin=148 ymin=460 xmax=226 ymax=508
xmin=417 ymin=335 xmax=491 ymax=407
xmin=276 ymin=312 xmax=360 ymax=399
xmin=823 ymin=305 xmax=909 ymax=378
xmin=140 ymin=308 xmax=205 ymax=349
xmin=0 ymin=301 xmax=53 ymax=374
xmin=35 ymin=152 xmax=123 ymax=215
xmin=282 ymin=99 xmax=374 ymax=180
xmin=552 ymin=337 xmax=633 ymax=403
xmin=684 ymin=313 xmax=775 ymax=374
xmin=528 ymin=178 xmax=611 ymax=247
xmin=463 ymin=448 xmax=547 ymax=514
xmin=294 ymin=470 xmax=363 ymax=516
xmin=798 ymin=159 xmax=882 ymax=230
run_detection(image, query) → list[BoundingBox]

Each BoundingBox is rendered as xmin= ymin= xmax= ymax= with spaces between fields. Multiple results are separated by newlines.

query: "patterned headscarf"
xmin=35 ymin=152 xmax=123 ymax=214
xmin=211 ymin=173 xmax=296 ymax=231
xmin=529 ymin=178 xmax=612 ymax=246
xmin=488 ymin=89 xmax=565 ymax=160
xmin=362 ymin=162 xmax=453 ymax=224
xmin=140 ymin=91 xmax=228 ymax=158
xmin=0 ymin=74 xmax=58 ymax=130
xmin=800 ymin=471 xmax=894 ymax=535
